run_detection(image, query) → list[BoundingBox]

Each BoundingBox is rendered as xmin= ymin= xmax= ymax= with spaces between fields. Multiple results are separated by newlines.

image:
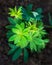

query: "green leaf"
xmin=8 ymin=17 xmax=16 ymax=24
xmin=6 ymin=31 xmax=13 ymax=38
xmin=12 ymin=28 xmax=22 ymax=35
xmin=26 ymin=4 xmax=33 ymax=11
xmin=20 ymin=23 xmax=25 ymax=30
xmin=16 ymin=36 xmax=28 ymax=48
xmin=35 ymin=8 xmax=43 ymax=14
xmin=34 ymin=38 xmax=45 ymax=49
xmin=20 ymin=36 xmax=28 ymax=48
xmin=14 ymin=18 xmax=21 ymax=24
xmin=15 ymin=24 xmax=22 ymax=30
xmin=8 ymin=43 xmax=17 ymax=49
xmin=36 ymin=15 xmax=43 ymax=21
xmin=12 ymin=28 xmax=18 ymax=34
xmin=6 ymin=25 xmax=15 ymax=29
xmin=14 ymin=35 xmax=21 ymax=45
xmin=24 ymin=49 xmax=29 ymax=62
xmin=30 ymin=41 xmax=37 ymax=51
xmin=8 ymin=46 xmax=17 ymax=55
xmin=12 ymin=48 xmax=22 ymax=61
xmin=16 ymin=6 xmax=23 ymax=19
xmin=9 ymin=35 xmax=16 ymax=42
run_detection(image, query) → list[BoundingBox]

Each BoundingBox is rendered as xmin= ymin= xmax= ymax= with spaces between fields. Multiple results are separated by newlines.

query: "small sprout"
xmin=9 ymin=6 xmax=23 ymax=19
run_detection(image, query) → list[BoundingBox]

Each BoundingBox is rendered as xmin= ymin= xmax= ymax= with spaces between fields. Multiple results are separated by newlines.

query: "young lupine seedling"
xmin=6 ymin=4 xmax=49 ymax=62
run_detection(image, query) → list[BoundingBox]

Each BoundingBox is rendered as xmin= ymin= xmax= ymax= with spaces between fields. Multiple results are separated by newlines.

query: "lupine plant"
xmin=6 ymin=4 xmax=49 ymax=62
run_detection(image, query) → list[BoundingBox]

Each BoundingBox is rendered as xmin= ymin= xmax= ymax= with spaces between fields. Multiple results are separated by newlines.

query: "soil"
xmin=0 ymin=0 xmax=52 ymax=65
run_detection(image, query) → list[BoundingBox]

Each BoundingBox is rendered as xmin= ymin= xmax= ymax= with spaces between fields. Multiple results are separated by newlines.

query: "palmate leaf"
xmin=29 ymin=36 xmax=49 ymax=52
xmin=37 ymin=39 xmax=49 ymax=52
xmin=24 ymin=49 xmax=29 ymax=62
xmin=12 ymin=48 xmax=22 ymax=61
xmin=34 ymin=38 xmax=49 ymax=50
xmin=9 ymin=6 xmax=23 ymax=19
xmin=9 ymin=6 xmax=17 ymax=16
xmin=8 ymin=23 xmax=29 ymax=48
xmin=13 ymin=34 xmax=28 ymax=48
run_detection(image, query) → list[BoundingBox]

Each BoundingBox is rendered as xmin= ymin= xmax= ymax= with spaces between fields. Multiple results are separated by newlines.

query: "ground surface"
xmin=0 ymin=0 xmax=52 ymax=65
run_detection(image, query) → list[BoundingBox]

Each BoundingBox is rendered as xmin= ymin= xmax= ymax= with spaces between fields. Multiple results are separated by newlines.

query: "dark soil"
xmin=0 ymin=0 xmax=52 ymax=65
